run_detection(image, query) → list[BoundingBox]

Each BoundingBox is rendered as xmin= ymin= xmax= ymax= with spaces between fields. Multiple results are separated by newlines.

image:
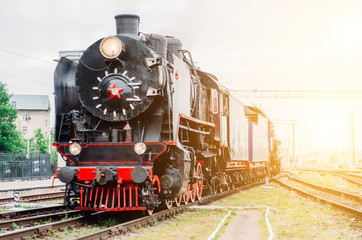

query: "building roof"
xmin=244 ymin=105 xmax=267 ymax=118
xmin=10 ymin=95 xmax=50 ymax=111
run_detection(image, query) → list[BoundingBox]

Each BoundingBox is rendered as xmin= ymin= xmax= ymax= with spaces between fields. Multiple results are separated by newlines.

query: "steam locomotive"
xmin=54 ymin=14 xmax=281 ymax=214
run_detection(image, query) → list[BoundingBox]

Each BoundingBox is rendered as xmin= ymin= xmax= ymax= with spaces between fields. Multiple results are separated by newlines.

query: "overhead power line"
xmin=0 ymin=48 xmax=55 ymax=65
xmin=230 ymin=90 xmax=362 ymax=99
xmin=272 ymin=119 xmax=296 ymax=124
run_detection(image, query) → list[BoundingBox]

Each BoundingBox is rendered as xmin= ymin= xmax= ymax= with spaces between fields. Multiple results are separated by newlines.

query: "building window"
xmin=11 ymin=101 xmax=16 ymax=108
xmin=22 ymin=126 xmax=27 ymax=135
xmin=45 ymin=120 xmax=47 ymax=127
xmin=23 ymin=113 xmax=31 ymax=121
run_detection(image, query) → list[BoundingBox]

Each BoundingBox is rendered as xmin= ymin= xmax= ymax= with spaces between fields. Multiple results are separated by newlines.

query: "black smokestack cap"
xmin=114 ymin=14 xmax=140 ymax=36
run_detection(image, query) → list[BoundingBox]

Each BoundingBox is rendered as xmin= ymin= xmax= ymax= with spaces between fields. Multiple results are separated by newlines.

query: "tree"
xmin=50 ymin=129 xmax=58 ymax=173
xmin=30 ymin=128 xmax=48 ymax=153
xmin=0 ymin=82 xmax=25 ymax=152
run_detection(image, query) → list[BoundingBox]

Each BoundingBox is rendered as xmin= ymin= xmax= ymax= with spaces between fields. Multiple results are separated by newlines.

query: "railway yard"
xmin=0 ymin=171 xmax=360 ymax=240
xmin=2 ymin=3 xmax=362 ymax=240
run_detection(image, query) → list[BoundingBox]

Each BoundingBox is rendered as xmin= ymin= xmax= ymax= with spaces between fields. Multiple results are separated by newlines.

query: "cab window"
xmin=210 ymin=89 xmax=218 ymax=114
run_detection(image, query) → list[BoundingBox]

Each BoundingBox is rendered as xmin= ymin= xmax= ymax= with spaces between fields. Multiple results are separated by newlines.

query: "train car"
xmin=243 ymin=106 xmax=270 ymax=178
xmin=53 ymin=14 xmax=280 ymax=215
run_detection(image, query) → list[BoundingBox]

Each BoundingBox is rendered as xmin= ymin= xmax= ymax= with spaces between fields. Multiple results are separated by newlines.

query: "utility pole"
xmin=292 ymin=123 xmax=295 ymax=166
xmin=351 ymin=113 xmax=356 ymax=166
xmin=26 ymin=113 xmax=31 ymax=159
xmin=335 ymin=124 xmax=339 ymax=167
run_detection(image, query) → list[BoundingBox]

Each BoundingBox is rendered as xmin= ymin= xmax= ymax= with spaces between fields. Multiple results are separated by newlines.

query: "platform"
xmin=0 ymin=177 xmax=63 ymax=191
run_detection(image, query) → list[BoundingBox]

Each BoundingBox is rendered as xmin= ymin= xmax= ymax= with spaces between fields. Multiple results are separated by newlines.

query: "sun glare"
xmin=314 ymin=113 xmax=350 ymax=150
xmin=335 ymin=17 xmax=362 ymax=51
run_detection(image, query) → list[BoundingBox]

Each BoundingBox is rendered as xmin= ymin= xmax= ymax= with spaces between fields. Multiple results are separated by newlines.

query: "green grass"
xmin=11 ymin=222 xmax=22 ymax=229
xmin=60 ymin=213 xmax=69 ymax=221
xmin=99 ymin=218 xmax=118 ymax=227
xmin=44 ymin=218 xmax=52 ymax=224
xmin=19 ymin=204 xmax=35 ymax=209
xmin=46 ymin=225 xmax=105 ymax=240
xmin=129 ymin=209 xmax=229 ymax=240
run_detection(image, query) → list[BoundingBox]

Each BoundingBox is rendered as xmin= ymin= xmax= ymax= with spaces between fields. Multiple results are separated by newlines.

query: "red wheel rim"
xmin=174 ymin=195 xmax=182 ymax=207
xmin=196 ymin=163 xmax=203 ymax=200
xmin=165 ymin=198 xmax=172 ymax=209
xmin=147 ymin=209 xmax=153 ymax=215
xmin=183 ymin=185 xmax=190 ymax=204
xmin=152 ymin=175 xmax=161 ymax=194
xmin=190 ymin=183 xmax=197 ymax=202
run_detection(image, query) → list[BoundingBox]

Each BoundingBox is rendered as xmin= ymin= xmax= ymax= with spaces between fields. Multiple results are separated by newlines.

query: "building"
xmin=10 ymin=95 xmax=51 ymax=146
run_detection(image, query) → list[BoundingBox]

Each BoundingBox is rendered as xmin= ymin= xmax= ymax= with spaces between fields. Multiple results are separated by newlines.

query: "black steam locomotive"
xmin=54 ymin=14 xmax=281 ymax=214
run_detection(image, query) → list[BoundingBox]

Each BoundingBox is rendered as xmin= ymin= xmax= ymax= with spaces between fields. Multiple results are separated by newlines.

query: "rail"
xmin=0 ymin=191 xmax=64 ymax=204
xmin=0 ymin=205 xmax=67 ymax=220
xmin=275 ymin=178 xmax=362 ymax=218
xmin=287 ymin=175 xmax=361 ymax=202
xmin=0 ymin=215 xmax=85 ymax=240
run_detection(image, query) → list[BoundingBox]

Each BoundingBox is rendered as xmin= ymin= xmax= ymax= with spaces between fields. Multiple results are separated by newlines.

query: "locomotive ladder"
xmin=161 ymin=113 xmax=173 ymax=142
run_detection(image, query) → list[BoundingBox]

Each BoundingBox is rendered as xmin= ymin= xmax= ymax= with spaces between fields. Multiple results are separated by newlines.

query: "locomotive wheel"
xmin=145 ymin=175 xmax=161 ymax=216
xmin=152 ymin=175 xmax=161 ymax=194
xmin=195 ymin=163 xmax=203 ymax=201
xmin=211 ymin=180 xmax=217 ymax=195
xmin=247 ymin=172 xmax=252 ymax=183
xmin=189 ymin=184 xmax=197 ymax=203
xmin=182 ymin=185 xmax=190 ymax=204
xmin=174 ymin=195 xmax=182 ymax=207
xmin=229 ymin=175 xmax=235 ymax=189
xmin=252 ymin=172 xmax=256 ymax=182
xmin=164 ymin=198 xmax=173 ymax=210
xmin=145 ymin=209 xmax=154 ymax=216
xmin=233 ymin=173 xmax=239 ymax=187
xmin=238 ymin=173 xmax=244 ymax=185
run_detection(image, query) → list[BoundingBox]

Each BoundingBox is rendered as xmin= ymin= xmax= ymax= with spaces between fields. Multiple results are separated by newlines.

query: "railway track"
xmin=286 ymin=168 xmax=362 ymax=187
xmin=287 ymin=175 xmax=361 ymax=202
xmin=0 ymin=179 xmax=268 ymax=240
xmin=0 ymin=191 xmax=64 ymax=204
xmin=0 ymin=215 xmax=85 ymax=240
xmin=0 ymin=209 xmax=81 ymax=230
xmin=288 ymin=168 xmax=362 ymax=174
xmin=331 ymin=172 xmax=362 ymax=187
xmin=0 ymin=205 xmax=67 ymax=220
xmin=275 ymin=176 xmax=362 ymax=218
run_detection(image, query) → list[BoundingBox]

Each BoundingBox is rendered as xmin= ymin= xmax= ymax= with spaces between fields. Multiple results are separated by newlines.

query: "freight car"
xmin=53 ymin=14 xmax=281 ymax=215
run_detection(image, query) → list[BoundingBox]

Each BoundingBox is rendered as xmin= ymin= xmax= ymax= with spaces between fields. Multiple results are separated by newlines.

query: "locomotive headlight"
xmin=69 ymin=142 xmax=81 ymax=155
xmin=100 ymin=36 xmax=123 ymax=59
xmin=134 ymin=142 xmax=146 ymax=155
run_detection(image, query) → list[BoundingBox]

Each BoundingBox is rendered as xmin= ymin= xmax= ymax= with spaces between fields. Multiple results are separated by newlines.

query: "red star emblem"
xmin=107 ymin=84 xmax=124 ymax=99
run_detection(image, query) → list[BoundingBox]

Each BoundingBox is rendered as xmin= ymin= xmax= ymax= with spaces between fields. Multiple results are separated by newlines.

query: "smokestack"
xmin=114 ymin=14 xmax=140 ymax=36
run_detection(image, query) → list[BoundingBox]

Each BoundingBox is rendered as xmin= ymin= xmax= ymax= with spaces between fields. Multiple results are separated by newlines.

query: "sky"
xmin=1 ymin=0 xmax=362 ymax=163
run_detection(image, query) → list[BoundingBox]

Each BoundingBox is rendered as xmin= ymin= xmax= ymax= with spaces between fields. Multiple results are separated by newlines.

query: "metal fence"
xmin=0 ymin=153 xmax=51 ymax=181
